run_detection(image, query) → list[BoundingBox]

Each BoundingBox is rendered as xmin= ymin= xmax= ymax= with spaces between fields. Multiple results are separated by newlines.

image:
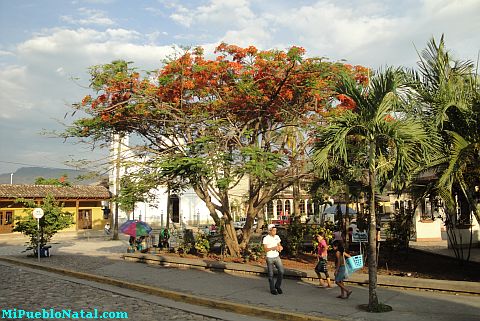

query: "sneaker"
xmin=276 ymin=288 xmax=283 ymax=294
xmin=270 ymin=290 xmax=278 ymax=295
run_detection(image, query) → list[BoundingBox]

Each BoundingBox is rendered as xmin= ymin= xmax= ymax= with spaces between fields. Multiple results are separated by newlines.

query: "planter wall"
xmin=447 ymin=215 xmax=480 ymax=249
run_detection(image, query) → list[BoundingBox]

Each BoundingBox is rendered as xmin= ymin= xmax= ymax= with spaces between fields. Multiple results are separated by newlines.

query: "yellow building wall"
xmin=3 ymin=206 xmax=107 ymax=233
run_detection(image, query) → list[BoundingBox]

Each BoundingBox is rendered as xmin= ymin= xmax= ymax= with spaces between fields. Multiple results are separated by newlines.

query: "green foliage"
xmin=89 ymin=60 xmax=133 ymax=91
xmin=114 ymin=175 xmax=151 ymax=213
xmin=12 ymin=195 xmax=74 ymax=251
xmin=385 ymin=209 xmax=415 ymax=250
xmin=408 ymin=36 xmax=480 ymax=225
xmin=34 ymin=176 xmax=71 ymax=187
xmin=311 ymin=222 xmax=335 ymax=249
xmin=283 ymin=221 xmax=334 ymax=256
xmin=243 ymin=242 xmax=265 ymax=261
xmin=239 ymin=147 xmax=285 ymax=180
xmin=194 ymin=232 xmax=210 ymax=254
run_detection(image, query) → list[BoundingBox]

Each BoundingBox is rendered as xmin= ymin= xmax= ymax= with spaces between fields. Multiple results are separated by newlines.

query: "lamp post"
xmin=32 ymin=208 xmax=44 ymax=262
xmin=10 ymin=173 xmax=13 ymax=184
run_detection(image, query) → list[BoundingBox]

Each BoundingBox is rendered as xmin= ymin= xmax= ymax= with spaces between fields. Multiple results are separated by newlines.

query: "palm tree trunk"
xmin=368 ymin=140 xmax=379 ymax=310
xmin=293 ymin=178 xmax=301 ymax=218
xmin=344 ymin=184 xmax=350 ymax=249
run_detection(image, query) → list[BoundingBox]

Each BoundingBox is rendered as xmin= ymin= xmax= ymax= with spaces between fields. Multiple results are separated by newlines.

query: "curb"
xmin=123 ymin=253 xmax=480 ymax=295
xmin=0 ymin=256 xmax=335 ymax=321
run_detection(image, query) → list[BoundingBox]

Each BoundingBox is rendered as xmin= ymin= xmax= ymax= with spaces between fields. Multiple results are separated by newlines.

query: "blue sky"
xmin=0 ymin=0 xmax=479 ymax=175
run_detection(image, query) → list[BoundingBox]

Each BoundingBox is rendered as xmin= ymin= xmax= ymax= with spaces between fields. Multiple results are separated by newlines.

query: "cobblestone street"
xmin=0 ymin=263 xmax=220 ymax=321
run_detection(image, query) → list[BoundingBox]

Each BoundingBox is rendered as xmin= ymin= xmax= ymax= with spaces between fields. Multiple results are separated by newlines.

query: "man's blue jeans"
xmin=266 ymin=256 xmax=284 ymax=291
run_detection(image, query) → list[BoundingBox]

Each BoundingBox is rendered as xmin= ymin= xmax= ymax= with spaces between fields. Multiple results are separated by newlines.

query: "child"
xmin=332 ymin=240 xmax=352 ymax=299
xmin=315 ymin=232 xmax=332 ymax=288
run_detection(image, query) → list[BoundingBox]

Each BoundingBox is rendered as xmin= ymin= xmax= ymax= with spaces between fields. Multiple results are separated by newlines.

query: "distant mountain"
xmin=0 ymin=167 xmax=107 ymax=185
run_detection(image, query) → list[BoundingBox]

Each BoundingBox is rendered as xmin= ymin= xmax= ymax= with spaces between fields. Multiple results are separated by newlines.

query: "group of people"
xmin=128 ymin=235 xmax=148 ymax=252
xmin=262 ymin=224 xmax=352 ymax=299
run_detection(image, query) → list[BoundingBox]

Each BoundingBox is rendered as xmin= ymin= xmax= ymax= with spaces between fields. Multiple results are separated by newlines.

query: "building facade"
xmin=0 ymin=184 xmax=110 ymax=234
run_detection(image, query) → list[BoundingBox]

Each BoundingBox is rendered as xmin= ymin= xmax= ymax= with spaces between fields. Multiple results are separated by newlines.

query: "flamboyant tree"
xmin=64 ymin=44 xmax=366 ymax=256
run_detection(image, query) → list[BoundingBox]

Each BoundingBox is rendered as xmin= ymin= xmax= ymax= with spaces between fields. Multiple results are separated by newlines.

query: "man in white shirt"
xmin=263 ymin=224 xmax=284 ymax=295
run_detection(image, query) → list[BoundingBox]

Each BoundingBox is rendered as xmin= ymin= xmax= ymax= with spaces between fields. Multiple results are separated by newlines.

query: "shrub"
xmin=284 ymin=220 xmax=334 ymax=256
xmin=13 ymin=195 xmax=74 ymax=253
xmin=178 ymin=229 xmax=195 ymax=255
xmin=194 ymin=233 xmax=210 ymax=254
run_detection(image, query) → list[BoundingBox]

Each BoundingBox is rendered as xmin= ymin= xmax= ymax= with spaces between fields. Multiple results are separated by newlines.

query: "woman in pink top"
xmin=314 ymin=232 xmax=332 ymax=288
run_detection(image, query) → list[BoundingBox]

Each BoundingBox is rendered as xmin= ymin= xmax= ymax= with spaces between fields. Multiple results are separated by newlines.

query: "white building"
xmin=109 ymin=135 xmax=249 ymax=227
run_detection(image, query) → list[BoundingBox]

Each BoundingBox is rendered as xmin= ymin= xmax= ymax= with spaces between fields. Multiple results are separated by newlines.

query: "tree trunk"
xmin=255 ymin=211 xmax=265 ymax=233
xmin=239 ymin=206 xmax=259 ymax=250
xmin=344 ymin=184 xmax=350 ymax=250
xmin=223 ymin=217 xmax=241 ymax=257
xmin=368 ymin=140 xmax=379 ymax=310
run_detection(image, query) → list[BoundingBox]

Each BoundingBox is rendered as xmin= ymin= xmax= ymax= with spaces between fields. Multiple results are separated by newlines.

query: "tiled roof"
xmin=0 ymin=184 xmax=111 ymax=199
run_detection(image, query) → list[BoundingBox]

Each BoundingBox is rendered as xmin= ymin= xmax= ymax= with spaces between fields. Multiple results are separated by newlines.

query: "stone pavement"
xmin=0 ymin=260 xmax=268 ymax=321
xmin=0 ymin=263 xmax=219 ymax=321
xmin=1 ymin=235 xmax=480 ymax=321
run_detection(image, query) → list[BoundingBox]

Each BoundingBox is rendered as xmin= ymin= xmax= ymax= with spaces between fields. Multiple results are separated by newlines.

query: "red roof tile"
xmin=0 ymin=184 xmax=110 ymax=199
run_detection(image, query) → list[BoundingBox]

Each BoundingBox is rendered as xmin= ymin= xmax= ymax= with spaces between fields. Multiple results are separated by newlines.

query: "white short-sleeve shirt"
xmin=263 ymin=234 xmax=281 ymax=258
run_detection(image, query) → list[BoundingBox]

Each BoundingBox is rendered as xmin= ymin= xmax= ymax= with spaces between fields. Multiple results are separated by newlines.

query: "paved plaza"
xmin=1 ymin=233 xmax=480 ymax=321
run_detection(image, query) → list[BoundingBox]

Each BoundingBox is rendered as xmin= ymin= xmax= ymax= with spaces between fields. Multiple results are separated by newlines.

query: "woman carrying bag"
xmin=332 ymin=240 xmax=353 ymax=299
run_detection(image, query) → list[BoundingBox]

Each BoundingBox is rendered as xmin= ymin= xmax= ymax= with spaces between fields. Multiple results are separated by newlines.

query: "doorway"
xmin=169 ymin=195 xmax=180 ymax=223
xmin=78 ymin=209 xmax=92 ymax=229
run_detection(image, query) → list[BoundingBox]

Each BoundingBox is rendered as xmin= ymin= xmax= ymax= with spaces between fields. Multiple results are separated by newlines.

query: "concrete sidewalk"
xmin=1 ymin=253 xmax=479 ymax=321
xmin=123 ymin=253 xmax=480 ymax=295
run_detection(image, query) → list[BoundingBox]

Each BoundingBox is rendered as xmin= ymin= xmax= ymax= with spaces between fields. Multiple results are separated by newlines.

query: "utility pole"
xmin=112 ymin=134 xmax=122 ymax=240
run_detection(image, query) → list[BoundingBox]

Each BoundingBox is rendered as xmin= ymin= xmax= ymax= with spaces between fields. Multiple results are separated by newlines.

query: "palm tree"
xmin=312 ymin=67 xmax=432 ymax=310
xmin=408 ymin=36 xmax=480 ymax=259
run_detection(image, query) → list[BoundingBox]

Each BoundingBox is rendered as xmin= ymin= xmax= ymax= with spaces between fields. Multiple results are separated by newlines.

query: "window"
xmin=276 ymin=201 xmax=283 ymax=216
xmin=0 ymin=211 xmax=13 ymax=225
xmin=307 ymin=200 xmax=313 ymax=215
xmin=300 ymin=200 xmax=305 ymax=215
xmin=5 ymin=211 xmax=12 ymax=225
xmin=284 ymin=200 xmax=291 ymax=216
xmin=267 ymin=201 xmax=274 ymax=219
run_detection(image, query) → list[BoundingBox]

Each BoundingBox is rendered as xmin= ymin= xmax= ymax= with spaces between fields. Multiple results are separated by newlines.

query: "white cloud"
xmin=165 ymin=0 xmax=479 ymax=68
xmin=0 ymin=27 xmax=179 ymax=156
xmin=0 ymin=50 xmax=14 ymax=57
xmin=170 ymin=0 xmax=254 ymax=28
xmin=60 ymin=8 xmax=115 ymax=26
xmin=0 ymin=27 xmax=180 ymax=172
xmin=0 ymin=65 xmax=32 ymax=119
